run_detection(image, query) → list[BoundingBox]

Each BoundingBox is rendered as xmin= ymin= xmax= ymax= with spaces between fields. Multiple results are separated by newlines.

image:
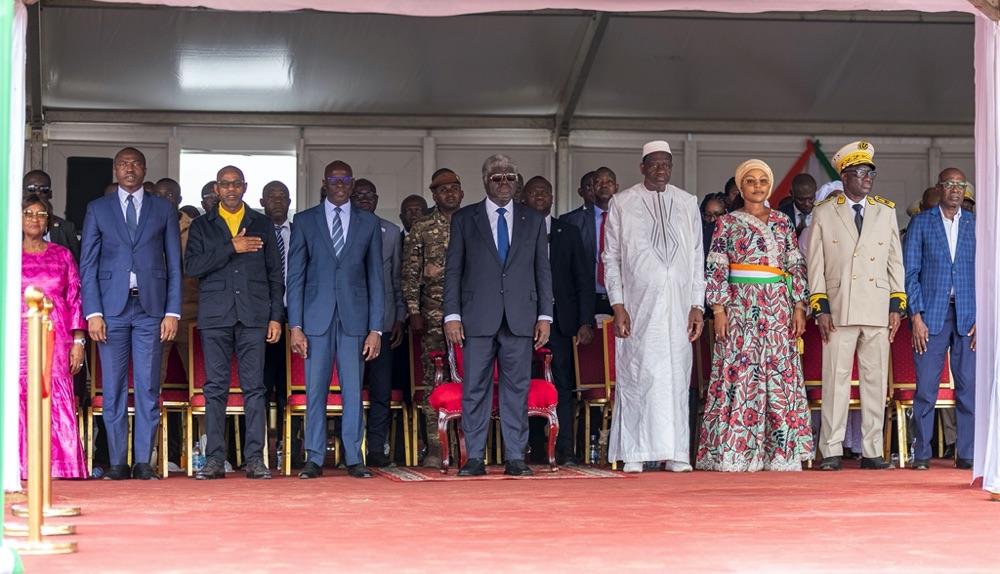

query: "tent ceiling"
xmin=32 ymin=3 xmax=975 ymax=132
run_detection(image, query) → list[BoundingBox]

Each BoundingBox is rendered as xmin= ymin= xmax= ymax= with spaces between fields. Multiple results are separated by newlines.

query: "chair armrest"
xmin=533 ymin=349 xmax=554 ymax=383
xmin=430 ymin=350 xmax=446 ymax=388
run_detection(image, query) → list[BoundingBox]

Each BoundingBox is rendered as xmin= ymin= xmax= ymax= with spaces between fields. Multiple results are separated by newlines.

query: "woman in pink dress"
xmin=20 ymin=193 xmax=88 ymax=479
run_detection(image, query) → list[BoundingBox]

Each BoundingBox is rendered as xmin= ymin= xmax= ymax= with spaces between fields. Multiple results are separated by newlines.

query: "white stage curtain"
xmin=974 ymin=15 xmax=1000 ymax=495
xmin=89 ymin=0 xmax=973 ymax=16
xmin=3 ymin=0 xmax=27 ymax=494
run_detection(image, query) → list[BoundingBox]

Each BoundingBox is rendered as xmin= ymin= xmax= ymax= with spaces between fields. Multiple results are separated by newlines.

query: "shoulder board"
xmin=873 ymin=196 xmax=895 ymax=208
xmin=814 ymin=197 xmax=835 ymax=207
xmin=836 ymin=195 xmax=846 ymax=205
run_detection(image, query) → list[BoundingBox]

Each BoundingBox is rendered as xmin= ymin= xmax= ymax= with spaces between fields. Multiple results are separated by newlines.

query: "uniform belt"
xmin=129 ymin=288 xmax=140 ymax=297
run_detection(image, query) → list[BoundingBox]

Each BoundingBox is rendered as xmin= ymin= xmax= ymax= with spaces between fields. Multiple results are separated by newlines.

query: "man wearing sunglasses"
xmin=286 ymin=160 xmax=384 ymax=479
xmin=443 ymin=154 xmax=553 ymax=477
xmin=22 ymin=170 xmax=81 ymax=262
xmin=807 ymin=140 xmax=905 ymax=471
xmin=903 ymin=168 xmax=976 ymax=471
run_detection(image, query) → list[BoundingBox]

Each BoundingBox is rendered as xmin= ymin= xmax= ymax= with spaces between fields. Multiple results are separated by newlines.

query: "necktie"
xmin=852 ymin=204 xmax=863 ymax=234
xmin=126 ymin=194 xmax=137 ymax=243
xmin=597 ymin=211 xmax=608 ymax=287
xmin=331 ymin=207 xmax=345 ymax=256
xmin=496 ymin=207 xmax=509 ymax=265
xmin=275 ymin=225 xmax=286 ymax=275
xmin=797 ymin=212 xmax=807 ymax=235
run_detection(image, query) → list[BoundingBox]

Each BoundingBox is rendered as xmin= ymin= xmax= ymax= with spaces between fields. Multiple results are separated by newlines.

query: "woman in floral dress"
xmin=696 ymin=159 xmax=813 ymax=472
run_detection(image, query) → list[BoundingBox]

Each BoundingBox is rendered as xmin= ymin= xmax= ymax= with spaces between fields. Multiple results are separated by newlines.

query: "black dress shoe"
xmin=103 ymin=464 xmax=131 ymax=481
xmin=860 ymin=456 xmax=894 ymax=470
xmin=943 ymin=443 xmax=956 ymax=459
xmin=503 ymin=459 xmax=534 ymax=476
xmin=245 ymin=457 xmax=272 ymax=479
xmin=457 ymin=458 xmax=486 ymax=477
xmin=366 ymin=452 xmax=393 ymax=468
xmin=298 ymin=461 xmax=323 ymax=479
xmin=557 ymin=452 xmax=580 ymax=467
xmin=819 ymin=456 xmax=842 ymax=471
xmin=347 ymin=463 xmax=373 ymax=478
xmin=196 ymin=458 xmax=226 ymax=480
xmin=956 ymin=458 xmax=974 ymax=470
xmin=912 ymin=459 xmax=930 ymax=470
xmin=132 ymin=462 xmax=159 ymax=480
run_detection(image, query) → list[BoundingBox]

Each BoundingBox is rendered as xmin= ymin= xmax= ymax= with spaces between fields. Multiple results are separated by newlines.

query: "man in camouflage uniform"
xmin=402 ymin=169 xmax=464 ymax=468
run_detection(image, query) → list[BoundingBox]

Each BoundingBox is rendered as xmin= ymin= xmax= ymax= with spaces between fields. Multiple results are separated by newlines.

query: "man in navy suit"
xmin=903 ymin=167 xmax=976 ymax=470
xmin=561 ymin=167 xmax=618 ymax=317
xmin=523 ymin=176 xmax=594 ymax=466
xmin=352 ymin=178 xmax=406 ymax=467
xmin=561 ymin=171 xmax=595 ymax=221
xmin=287 ymin=160 xmax=384 ymax=479
xmin=185 ymin=167 xmax=284 ymax=480
xmin=443 ymin=154 xmax=553 ymax=477
xmin=80 ymin=147 xmax=182 ymax=480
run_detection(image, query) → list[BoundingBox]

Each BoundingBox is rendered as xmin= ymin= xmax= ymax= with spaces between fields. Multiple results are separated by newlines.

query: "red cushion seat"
xmin=428 ymin=382 xmax=464 ymax=414
xmin=189 ymin=394 xmax=246 ymax=408
xmin=892 ymin=388 xmax=956 ymax=402
xmin=527 ymin=379 xmax=557 ymax=409
xmin=286 ymin=393 xmax=344 ymax=407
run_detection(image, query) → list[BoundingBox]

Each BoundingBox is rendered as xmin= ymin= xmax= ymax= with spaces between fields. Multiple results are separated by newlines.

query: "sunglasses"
xmin=488 ymin=173 xmax=518 ymax=183
xmin=23 ymin=209 xmax=49 ymax=219
xmin=844 ymin=168 xmax=877 ymax=180
xmin=25 ymin=184 xmax=52 ymax=193
xmin=939 ymin=181 xmax=968 ymax=190
xmin=326 ymin=176 xmax=354 ymax=186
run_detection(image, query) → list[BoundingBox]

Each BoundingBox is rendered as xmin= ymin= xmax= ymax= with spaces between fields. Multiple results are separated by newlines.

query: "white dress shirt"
xmin=325 ymin=198 xmax=352 ymax=239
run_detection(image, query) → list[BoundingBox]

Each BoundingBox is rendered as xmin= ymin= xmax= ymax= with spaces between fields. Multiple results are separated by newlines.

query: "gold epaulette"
xmin=836 ymin=195 xmax=846 ymax=205
xmin=814 ymin=196 xmax=835 ymax=207
xmin=808 ymin=293 xmax=830 ymax=316
xmin=873 ymin=195 xmax=895 ymax=208
xmin=891 ymin=291 xmax=907 ymax=313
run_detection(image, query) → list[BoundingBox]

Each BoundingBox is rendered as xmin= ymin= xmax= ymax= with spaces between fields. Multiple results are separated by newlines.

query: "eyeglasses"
xmin=216 ymin=180 xmax=245 ymax=190
xmin=325 ymin=176 xmax=354 ymax=186
xmin=353 ymin=191 xmax=378 ymax=199
xmin=645 ymin=161 xmax=673 ymax=171
xmin=488 ymin=173 xmax=518 ymax=183
xmin=202 ymin=193 xmax=219 ymax=201
xmin=845 ymin=168 xmax=877 ymax=180
xmin=939 ymin=181 xmax=969 ymax=190
xmin=24 ymin=184 xmax=51 ymax=193
xmin=23 ymin=209 xmax=49 ymax=219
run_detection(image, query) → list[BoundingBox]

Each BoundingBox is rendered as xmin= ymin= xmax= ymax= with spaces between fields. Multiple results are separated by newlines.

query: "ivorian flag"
xmin=770 ymin=139 xmax=839 ymax=206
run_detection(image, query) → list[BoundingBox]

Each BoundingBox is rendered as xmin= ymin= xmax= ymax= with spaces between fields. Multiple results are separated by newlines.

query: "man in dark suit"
xmin=259 ymin=180 xmax=297 ymax=464
xmin=80 ymin=147 xmax=182 ymax=480
xmin=778 ymin=173 xmax=817 ymax=237
xmin=561 ymin=166 xmax=618 ymax=316
xmin=185 ymin=166 xmax=284 ymax=480
xmin=352 ymin=178 xmax=406 ymax=467
xmin=903 ymin=167 xmax=976 ymax=471
xmin=562 ymin=171 xmax=596 ymax=221
xmin=523 ymin=176 xmax=594 ymax=466
xmin=23 ymin=170 xmax=81 ymax=262
xmin=287 ymin=160 xmax=384 ymax=479
xmin=443 ymin=154 xmax=553 ymax=477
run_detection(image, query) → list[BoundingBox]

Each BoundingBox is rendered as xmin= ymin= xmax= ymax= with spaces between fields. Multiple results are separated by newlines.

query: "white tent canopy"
xmin=4 ymin=0 xmax=998 ymax=496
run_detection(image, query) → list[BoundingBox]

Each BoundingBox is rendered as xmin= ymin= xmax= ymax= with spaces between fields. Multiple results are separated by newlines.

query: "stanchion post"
xmin=5 ymin=289 xmax=76 ymax=555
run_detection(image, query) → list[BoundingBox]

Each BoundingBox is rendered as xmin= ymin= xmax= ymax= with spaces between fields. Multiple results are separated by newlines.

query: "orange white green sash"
xmin=728 ymin=263 xmax=791 ymax=292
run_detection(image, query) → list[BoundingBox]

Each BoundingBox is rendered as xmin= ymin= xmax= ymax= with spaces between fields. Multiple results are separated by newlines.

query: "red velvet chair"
xmin=888 ymin=319 xmax=953 ymax=467
xmin=428 ymin=344 xmax=559 ymax=473
xmin=574 ymin=317 xmax=614 ymax=465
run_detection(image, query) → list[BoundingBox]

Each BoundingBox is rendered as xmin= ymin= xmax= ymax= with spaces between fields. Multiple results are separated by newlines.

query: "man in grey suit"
xmin=287 ymin=160 xmax=384 ymax=479
xmin=185 ymin=166 xmax=284 ymax=480
xmin=443 ymin=154 xmax=553 ymax=477
xmin=352 ymin=178 xmax=406 ymax=467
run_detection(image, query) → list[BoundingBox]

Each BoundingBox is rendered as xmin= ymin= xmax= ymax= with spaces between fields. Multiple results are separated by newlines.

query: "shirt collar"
xmin=327 ymin=198 xmax=351 ymax=216
xmin=594 ymin=204 xmax=607 ymax=218
xmin=484 ymin=196 xmax=512 ymax=214
xmin=938 ymin=205 xmax=962 ymax=223
xmin=118 ymin=187 xmax=144 ymax=205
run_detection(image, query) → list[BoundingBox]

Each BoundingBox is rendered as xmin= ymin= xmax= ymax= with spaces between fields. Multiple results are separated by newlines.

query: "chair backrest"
xmin=285 ymin=328 xmax=341 ymax=395
xmin=445 ymin=343 xmax=547 ymax=384
xmin=573 ymin=321 xmax=606 ymax=391
xmin=189 ymin=325 xmax=241 ymax=396
xmin=408 ymin=329 xmax=426 ymax=395
xmin=889 ymin=318 xmax=952 ymax=391
xmin=601 ymin=316 xmax=616 ymax=395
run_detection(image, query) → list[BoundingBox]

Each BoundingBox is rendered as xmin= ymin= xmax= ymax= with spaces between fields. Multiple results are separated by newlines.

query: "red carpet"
xmin=8 ymin=459 xmax=997 ymax=573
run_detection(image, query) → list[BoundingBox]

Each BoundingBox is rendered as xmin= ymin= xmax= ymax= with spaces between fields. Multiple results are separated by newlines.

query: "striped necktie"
xmin=274 ymin=224 xmax=286 ymax=275
xmin=331 ymin=207 xmax=345 ymax=256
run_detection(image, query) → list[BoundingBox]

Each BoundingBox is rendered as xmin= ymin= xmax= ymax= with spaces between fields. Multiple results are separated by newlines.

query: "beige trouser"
xmin=819 ymin=325 xmax=889 ymax=459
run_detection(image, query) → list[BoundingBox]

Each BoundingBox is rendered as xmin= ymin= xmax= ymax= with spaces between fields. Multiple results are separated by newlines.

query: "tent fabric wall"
xmin=3 ymin=0 xmax=996 ymax=494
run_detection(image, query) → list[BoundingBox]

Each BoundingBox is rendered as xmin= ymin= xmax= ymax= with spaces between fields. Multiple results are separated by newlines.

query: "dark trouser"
xmin=462 ymin=317 xmax=531 ymax=460
xmin=365 ymin=332 xmax=394 ymax=455
xmin=594 ymin=293 xmax=613 ymax=316
xmin=547 ymin=327 xmax=577 ymax=456
xmin=912 ymin=303 xmax=976 ymax=461
xmin=200 ymin=323 xmax=268 ymax=464
xmin=100 ymin=296 xmax=164 ymax=466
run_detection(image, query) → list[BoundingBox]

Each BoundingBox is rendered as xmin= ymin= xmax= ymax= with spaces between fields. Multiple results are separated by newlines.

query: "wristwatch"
xmin=371 ymin=330 xmax=383 ymax=336
xmin=691 ymin=305 xmax=705 ymax=312
xmin=73 ymin=338 xmax=86 ymax=346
